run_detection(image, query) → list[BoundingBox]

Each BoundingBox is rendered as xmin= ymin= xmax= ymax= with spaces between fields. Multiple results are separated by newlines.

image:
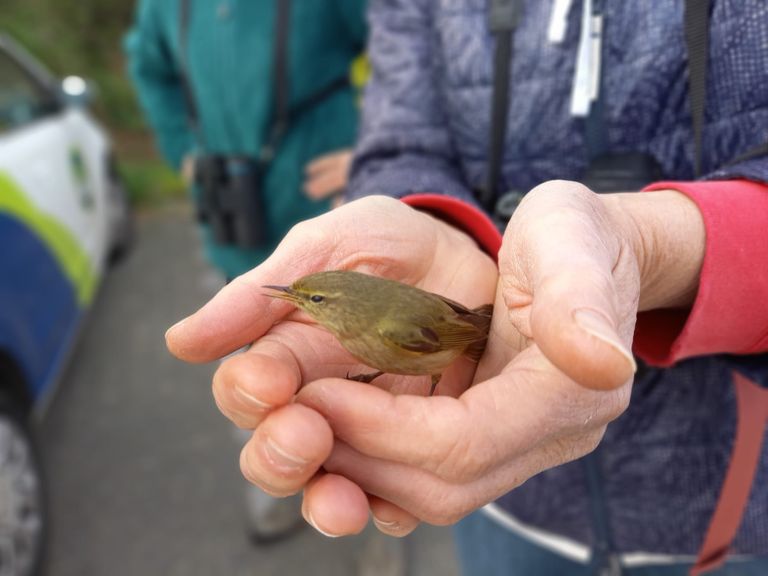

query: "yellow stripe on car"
xmin=0 ymin=171 xmax=97 ymax=305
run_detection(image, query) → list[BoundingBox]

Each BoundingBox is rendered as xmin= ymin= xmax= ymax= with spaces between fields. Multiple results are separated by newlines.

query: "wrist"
xmin=606 ymin=190 xmax=705 ymax=311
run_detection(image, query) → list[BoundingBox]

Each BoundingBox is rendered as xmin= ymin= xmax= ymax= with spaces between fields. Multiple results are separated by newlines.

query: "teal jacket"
xmin=125 ymin=0 xmax=366 ymax=277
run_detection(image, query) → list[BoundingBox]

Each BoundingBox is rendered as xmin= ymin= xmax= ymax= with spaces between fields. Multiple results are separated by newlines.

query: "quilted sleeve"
xmin=700 ymin=1 xmax=768 ymax=183
xmin=346 ymin=0 xmax=477 ymax=205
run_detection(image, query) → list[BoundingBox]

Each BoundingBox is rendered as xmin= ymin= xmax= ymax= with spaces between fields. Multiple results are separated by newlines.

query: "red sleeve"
xmin=634 ymin=179 xmax=768 ymax=366
xmin=401 ymin=194 xmax=502 ymax=262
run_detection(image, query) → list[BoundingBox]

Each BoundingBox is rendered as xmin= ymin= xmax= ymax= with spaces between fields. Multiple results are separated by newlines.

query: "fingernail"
xmin=233 ymin=386 xmax=272 ymax=411
xmin=573 ymin=308 xmax=637 ymax=373
xmin=372 ymin=515 xmax=401 ymax=533
xmin=307 ymin=511 xmax=341 ymax=538
xmin=264 ymin=437 xmax=308 ymax=471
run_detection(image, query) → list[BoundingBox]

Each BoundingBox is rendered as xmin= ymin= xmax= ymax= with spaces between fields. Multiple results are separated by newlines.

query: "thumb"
xmin=503 ymin=183 xmax=638 ymax=390
xmin=530 ymin=265 xmax=637 ymax=390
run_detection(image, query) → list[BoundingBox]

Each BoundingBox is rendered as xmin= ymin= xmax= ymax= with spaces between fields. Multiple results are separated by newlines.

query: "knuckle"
xmin=238 ymin=443 xmax=302 ymax=497
xmin=211 ymin=366 xmax=236 ymax=404
xmin=419 ymin=489 xmax=474 ymax=526
xmin=544 ymin=428 xmax=605 ymax=467
xmin=286 ymin=218 xmax=314 ymax=240
xmin=603 ymin=386 xmax=631 ymax=421
xmin=283 ymin=217 xmax=332 ymax=252
xmin=432 ymin=433 xmax=490 ymax=484
xmin=583 ymin=386 xmax=630 ymax=427
xmin=423 ymin=403 xmax=493 ymax=484
xmin=211 ymin=368 xmax=264 ymax=429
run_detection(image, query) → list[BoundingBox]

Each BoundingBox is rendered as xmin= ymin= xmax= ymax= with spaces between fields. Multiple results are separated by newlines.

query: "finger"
xmin=297 ymin=378 xmax=478 ymax=479
xmin=211 ymin=343 xmax=302 ymax=429
xmin=305 ymin=150 xmax=351 ymax=176
xmin=324 ymin=428 xmax=604 ymax=526
xmin=304 ymin=169 xmax=347 ymax=199
xmin=212 ymin=321 xmax=389 ymax=428
xmin=298 ymin=376 xmax=526 ymax=484
xmin=165 ymin=218 xmax=341 ymax=363
xmin=302 ymin=473 xmax=369 ymax=537
xmin=530 ymin=266 xmax=637 ymax=390
xmin=369 ymin=496 xmax=420 ymax=537
xmin=504 ymin=181 xmax=638 ymax=390
xmin=322 ymin=441 xmax=491 ymax=526
xmin=298 ymin=352 xmax=629 ymax=483
xmin=165 ymin=275 xmax=322 ymax=364
xmin=240 ymin=404 xmax=332 ymax=497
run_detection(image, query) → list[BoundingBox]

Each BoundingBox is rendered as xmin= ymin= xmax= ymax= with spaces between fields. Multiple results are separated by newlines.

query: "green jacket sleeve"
xmin=124 ymin=0 xmax=193 ymax=170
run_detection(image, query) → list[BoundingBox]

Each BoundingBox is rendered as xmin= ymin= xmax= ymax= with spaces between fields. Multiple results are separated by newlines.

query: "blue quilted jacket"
xmin=348 ymin=0 xmax=768 ymax=559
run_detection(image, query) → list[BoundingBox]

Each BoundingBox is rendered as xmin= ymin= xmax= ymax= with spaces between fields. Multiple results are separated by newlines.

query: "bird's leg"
xmin=429 ymin=374 xmax=441 ymax=396
xmin=346 ymin=370 xmax=385 ymax=384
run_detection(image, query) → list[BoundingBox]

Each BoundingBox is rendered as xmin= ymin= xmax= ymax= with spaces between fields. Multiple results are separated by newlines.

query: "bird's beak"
xmin=262 ymin=285 xmax=299 ymax=303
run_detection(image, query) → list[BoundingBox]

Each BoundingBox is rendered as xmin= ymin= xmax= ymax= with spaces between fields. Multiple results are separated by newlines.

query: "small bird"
xmin=263 ymin=270 xmax=493 ymax=395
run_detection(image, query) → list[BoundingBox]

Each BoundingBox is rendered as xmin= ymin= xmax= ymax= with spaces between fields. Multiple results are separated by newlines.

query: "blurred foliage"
xmin=4 ymin=0 xmax=185 ymax=207
xmin=119 ymin=159 xmax=186 ymax=207
xmin=4 ymin=0 xmax=144 ymax=130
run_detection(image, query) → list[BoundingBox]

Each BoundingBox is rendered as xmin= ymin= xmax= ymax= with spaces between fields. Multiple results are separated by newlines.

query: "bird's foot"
xmin=429 ymin=374 xmax=441 ymax=396
xmin=345 ymin=370 xmax=385 ymax=384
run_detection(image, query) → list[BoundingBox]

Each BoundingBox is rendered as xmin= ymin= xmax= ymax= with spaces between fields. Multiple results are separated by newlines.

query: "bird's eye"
xmin=310 ymin=295 xmax=325 ymax=303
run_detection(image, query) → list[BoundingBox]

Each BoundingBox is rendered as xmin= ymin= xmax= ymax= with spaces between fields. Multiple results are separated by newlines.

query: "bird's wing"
xmin=377 ymin=313 xmax=486 ymax=355
xmin=377 ymin=318 xmax=443 ymax=355
xmin=430 ymin=316 xmax=487 ymax=348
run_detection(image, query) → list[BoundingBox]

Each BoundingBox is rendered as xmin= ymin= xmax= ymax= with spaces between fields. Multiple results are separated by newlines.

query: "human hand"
xmin=181 ymin=154 xmax=196 ymax=186
xmin=167 ymin=182 xmax=705 ymax=539
xmin=288 ymin=181 xmax=705 ymax=536
xmin=303 ymin=149 xmax=353 ymax=201
xmin=165 ymin=195 xmax=498 ymax=534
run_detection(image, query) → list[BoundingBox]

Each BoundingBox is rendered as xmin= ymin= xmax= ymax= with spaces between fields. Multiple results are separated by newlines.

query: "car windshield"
xmin=0 ymin=49 xmax=58 ymax=133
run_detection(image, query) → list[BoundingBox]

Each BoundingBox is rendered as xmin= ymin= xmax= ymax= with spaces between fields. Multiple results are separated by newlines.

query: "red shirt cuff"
xmin=401 ymin=194 xmax=502 ymax=262
xmin=634 ymin=180 xmax=768 ymax=366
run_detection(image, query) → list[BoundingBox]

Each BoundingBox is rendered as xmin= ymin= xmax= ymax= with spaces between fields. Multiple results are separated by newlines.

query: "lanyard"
xmin=483 ymin=0 xmax=522 ymax=211
xmin=570 ymin=0 xmax=603 ymax=118
xmin=177 ymin=0 xmax=349 ymax=160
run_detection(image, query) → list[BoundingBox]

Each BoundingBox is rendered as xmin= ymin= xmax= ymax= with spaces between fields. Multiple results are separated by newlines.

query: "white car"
xmin=0 ymin=33 xmax=133 ymax=576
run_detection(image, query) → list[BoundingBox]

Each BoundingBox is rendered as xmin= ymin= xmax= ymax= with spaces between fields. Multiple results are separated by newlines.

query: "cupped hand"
xmin=292 ymin=181 xmax=705 ymax=536
xmin=165 ymin=195 xmax=498 ymax=531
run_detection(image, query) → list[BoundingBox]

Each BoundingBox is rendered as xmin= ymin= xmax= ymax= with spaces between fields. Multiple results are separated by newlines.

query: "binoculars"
xmin=194 ymin=155 xmax=267 ymax=248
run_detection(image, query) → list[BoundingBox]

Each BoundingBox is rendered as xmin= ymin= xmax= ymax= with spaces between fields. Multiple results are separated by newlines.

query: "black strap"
xmin=727 ymin=142 xmax=768 ymax=166
xmin=583 ymin=450 xmax=623 ymax=576
xmin=584 ymin=0 xmax=608 ymax=162
xmin=684 ymin=0 xmax=768 ymax=175
xmin=267 ymin=0 xmax=291 ymax=156
xmin=178 ymin=0 xmax=349 ymax=158
xmin=684 ymin=0 xmax=710 ymax=177
xmin=483 ymin=0 xmax=522 ymax=212
xmin=179 ymin=0 xmax=203 ymax=146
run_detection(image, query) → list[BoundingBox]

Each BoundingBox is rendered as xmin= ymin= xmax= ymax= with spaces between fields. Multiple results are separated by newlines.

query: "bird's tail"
xmin=463 ymin=304 xmax=493 ymax=362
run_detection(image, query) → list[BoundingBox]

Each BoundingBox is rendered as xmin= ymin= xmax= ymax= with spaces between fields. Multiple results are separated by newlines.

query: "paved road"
xmin=38 ymin=202 xmax=460 ymax=576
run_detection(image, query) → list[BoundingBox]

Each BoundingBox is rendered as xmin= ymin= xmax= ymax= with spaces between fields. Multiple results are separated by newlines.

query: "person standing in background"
xmin=125 ymin=0 xmax=366 ymax=279
xmin=125 ymin=0 xmax=367 ymax=541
